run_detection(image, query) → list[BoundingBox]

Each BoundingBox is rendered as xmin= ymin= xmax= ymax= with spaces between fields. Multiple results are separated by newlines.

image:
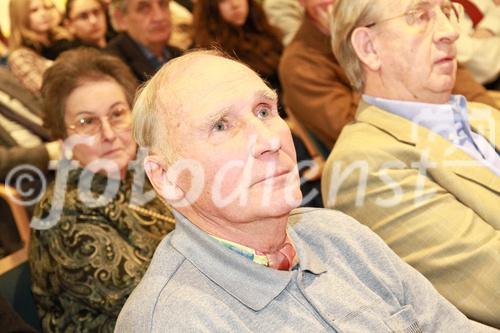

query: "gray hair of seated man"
xmin=330 ymin=0 xmax=381 ymax=92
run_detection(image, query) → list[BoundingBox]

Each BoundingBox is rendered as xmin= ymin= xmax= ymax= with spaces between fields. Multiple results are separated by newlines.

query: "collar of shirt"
xmin=209 ymin=234 xmax=300 ymax=269
xmin=362 ymin=94 xmax=474 ymax=145
xmin=137 ymin=42 xmax=171 ymax=70
xmin=169 ymin=210 xmax=327 ymax=311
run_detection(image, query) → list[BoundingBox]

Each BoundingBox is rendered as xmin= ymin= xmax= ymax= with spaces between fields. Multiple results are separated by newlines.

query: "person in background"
xmin=193 ymin=0 xmax=283 ymax=93
xmin=322 ymin=0 xmax=499 ymax=327
xmin=115 ymin=50 xmax=495 ymax=333
xmin=106 ymin=0 xmax=182 ymax=82
xmin=29 ymin=48 xmax=175 ymax=332
xmin=455 ymin=0 xmax=500 ymax=89
xmin=0 ymin=66 xmax=61 ymax=212
xmin=168 ymin=0 xmax=194 ymax=50
xmin=263 ymin=0 xmax=304 ymax=45
xmin=63 ymin=0 xmax=108 ymax=49
xmin=279 ymin=0 xmax=499 ymax=149
xmin=7 ymin=0 xmax=70 ymax=96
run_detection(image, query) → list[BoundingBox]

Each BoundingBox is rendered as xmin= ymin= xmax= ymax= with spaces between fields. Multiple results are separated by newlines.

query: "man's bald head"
xmin=133 ymin=50 xmax=260 ymax=164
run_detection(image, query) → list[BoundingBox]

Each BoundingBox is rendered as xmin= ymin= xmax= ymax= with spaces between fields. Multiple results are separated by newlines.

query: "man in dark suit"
xmin=106 ymin=0 xmax=182 ymax=82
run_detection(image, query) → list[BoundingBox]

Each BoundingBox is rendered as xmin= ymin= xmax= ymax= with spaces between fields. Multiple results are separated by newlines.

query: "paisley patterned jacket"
xmin=29 ymin=166 xmax=175 ymax=333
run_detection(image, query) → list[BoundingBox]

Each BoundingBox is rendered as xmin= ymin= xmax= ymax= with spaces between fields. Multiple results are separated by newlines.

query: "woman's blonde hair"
xmin=9 ymin=0 xmax=68 ymax=51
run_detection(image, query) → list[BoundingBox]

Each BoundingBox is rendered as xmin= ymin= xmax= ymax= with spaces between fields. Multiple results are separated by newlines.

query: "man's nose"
xmin=151 ymin=2 xmax=168 ymax=20
xmin=250 ymin=119 xmax=281 ymax=159
xmin=433 ymin=10 xmax=460 ymax=44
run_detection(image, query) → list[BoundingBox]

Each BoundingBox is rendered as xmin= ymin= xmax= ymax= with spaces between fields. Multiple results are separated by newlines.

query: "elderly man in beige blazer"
xmin=322 ymin=0 xmax=500 ymax=329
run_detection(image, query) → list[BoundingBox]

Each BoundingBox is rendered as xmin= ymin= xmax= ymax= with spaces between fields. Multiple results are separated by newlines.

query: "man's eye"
xmin=417 ymin=10 xmax=430 ymax=20
xmin=410 ymin=8 xmax=431 ymax=25
xmin=257 ymin=106 xmax=272 ymax=119
xmin=213 ymin=120 xmax=228 ymax=132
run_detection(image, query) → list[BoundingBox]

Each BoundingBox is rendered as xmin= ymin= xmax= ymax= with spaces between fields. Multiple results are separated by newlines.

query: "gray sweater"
xmin=115 ymin=208 xmax=496 ymax=332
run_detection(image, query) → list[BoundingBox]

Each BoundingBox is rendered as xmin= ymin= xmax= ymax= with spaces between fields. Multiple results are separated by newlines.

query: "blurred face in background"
xmin=64 ymin=79 xmax=137 ymax=178
xmin=218 ymin=0 xmax=249 ymax=27
xmin=116 ymin=0 xmax=172 ymax=51
xmin=29 ymin=0 xmax=53 ymax=34
xmin=66 ymin=0 xmax=107 ymax=47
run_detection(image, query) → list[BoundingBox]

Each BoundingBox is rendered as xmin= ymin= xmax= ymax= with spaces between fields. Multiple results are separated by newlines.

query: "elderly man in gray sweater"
xmin=114 ymin=50 xmax=496 ymax=332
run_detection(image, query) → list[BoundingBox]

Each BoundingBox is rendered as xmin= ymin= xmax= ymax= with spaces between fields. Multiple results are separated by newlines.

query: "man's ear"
xmin=144 ymin=155 xmax=184 ymax=202
xmin=351 ymin=27 xmax=381 ymax=71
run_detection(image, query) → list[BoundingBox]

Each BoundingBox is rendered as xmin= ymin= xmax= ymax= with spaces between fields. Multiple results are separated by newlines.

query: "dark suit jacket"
xmin=105 ymin=32 xmax=182 ymax=82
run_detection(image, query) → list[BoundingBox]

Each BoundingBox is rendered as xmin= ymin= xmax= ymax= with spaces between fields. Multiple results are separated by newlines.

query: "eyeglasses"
xmin=67 ymin=107 xmax=132 ymax=136
xmin=365 ymin=1 xmax=463 ymax=29
xmin=70 ymin=7 xmax=103 ymax=22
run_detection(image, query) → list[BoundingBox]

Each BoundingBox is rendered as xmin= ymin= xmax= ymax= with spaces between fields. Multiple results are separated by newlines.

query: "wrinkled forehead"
xmin=160 ymin=55 xmax=271 ymax=120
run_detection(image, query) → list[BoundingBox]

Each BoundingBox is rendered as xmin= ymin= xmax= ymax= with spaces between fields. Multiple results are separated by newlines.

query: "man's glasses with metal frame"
xmin=365 ymin=1 xmax=464 ymax=29
xmin=67 ymin=107 xmax=132 ymax=137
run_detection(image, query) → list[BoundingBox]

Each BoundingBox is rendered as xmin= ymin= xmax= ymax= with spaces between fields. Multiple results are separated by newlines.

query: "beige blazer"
xmin=322 ymin=101 xmax=500 ymax=328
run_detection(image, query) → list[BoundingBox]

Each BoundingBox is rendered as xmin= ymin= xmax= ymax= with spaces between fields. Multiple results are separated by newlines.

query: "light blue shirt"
xmin=363 ymin=95 xmax=500 ymax=176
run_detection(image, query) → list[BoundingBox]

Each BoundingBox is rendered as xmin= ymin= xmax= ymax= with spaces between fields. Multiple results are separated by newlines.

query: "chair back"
xmin=0 ymin=184 xmax=41 ymax=331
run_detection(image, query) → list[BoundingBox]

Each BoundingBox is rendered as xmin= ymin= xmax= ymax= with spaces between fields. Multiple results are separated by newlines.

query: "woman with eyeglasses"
xmin=7 ymin=0 xmax=71 ymax=96
xmin=29 ymin=48 xmax=175 ymax=333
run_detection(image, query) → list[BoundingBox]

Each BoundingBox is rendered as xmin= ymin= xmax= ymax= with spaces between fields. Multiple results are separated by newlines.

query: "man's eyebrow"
xmin=258 ymin=89 xmax=278 ymax=103
xmin=199 ymin=90 xmax=278 ymax=131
